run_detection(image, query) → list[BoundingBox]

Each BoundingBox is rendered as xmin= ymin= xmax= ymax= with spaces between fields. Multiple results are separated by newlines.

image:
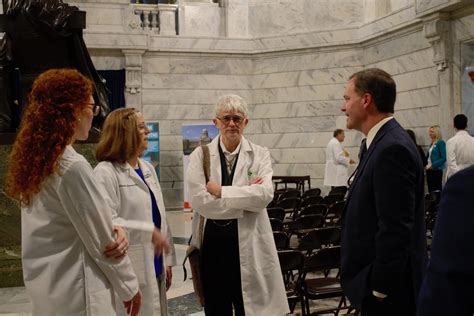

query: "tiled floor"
xmin=0 ymin=210 xmax=352 ymax=316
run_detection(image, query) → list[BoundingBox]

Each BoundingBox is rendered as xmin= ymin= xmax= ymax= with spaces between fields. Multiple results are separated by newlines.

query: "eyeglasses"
xmin=216 ymin=115 xmax=245 ymax=125
xmin=88 ymin=103 xmax=101 ymax=116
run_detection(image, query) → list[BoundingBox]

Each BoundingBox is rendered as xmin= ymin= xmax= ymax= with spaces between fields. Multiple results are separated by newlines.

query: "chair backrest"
xmin=270 ymin=218 xmax=284 ymax=232
xmin=302 ymin=188 xmax=322 ymax=199
xmin=300 ymin=204 xmax=327 ymax=217
xmin=273 ymin=231 xmax=289 ymax=250
xmin=278 ymin=189 xmax=301 ymax=201
xmin=325 ymin=200 xmax=345 ymax=222
xmin=304 ymin=246 xmax=341 ymax=273
xmin=328 ymin=186 xmax=348 ymax=196
xmin=301 ymin=195 xmax=323 ymax=208
xmin=267 ymin=207 xmax=285 ymax=221
xmin=274 ymin=197 xmax=301 ymax=213
xmin=297 ymin=227 xmax=341 ymax=253
xmin=322 ymin=193 xmax=345 ymax=207
xmin=289 ymin=214 xmax=325 ymax=232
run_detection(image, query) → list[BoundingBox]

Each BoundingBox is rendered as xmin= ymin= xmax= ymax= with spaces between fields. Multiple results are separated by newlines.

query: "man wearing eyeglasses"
xmin=340 ymin=69 xmax=427 ymax=316
xmin=186 ymin=95 xmax=289 ymax=315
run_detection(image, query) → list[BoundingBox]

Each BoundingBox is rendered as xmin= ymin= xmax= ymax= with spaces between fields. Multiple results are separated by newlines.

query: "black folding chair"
xmin=302 ymin=188 xmax=322 ymax=200
xmin=267 ymin=207 xmax=285 ymax=221
xmin=278 ymin=250 xmax=306 ymax=315
xmin=270 ymin=218 xmax=284 ymax=232
xmin=273 ymin=231 xmax=289 ymax=250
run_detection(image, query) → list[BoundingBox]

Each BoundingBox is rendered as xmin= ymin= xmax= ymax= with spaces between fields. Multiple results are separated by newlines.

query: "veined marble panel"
xmin=227 ymin=5 xmax=249 ymax=38
xmin=253 ymin=51 xmax=363 ymax=75
xmin=272 ymin=163 xmax=325 ymax=179
xmin=396 ymin=87 xmax=440 ymax=110
xmin=84 ymin=33 xmax=148 ymax=49
xmin=251 ymin=67 xmax=361 ymax=90
xmin=160 ymin=166 xmax=183 ymax=182
xmin=252 ymin=84 xmax=345 ymax=105
xmin=362 ymin=31 xmax=431 ymax=64
xmin=244 ymin=117 xmax=336 ymax=134
xmin=252 ymin=100 xmax=343 ymax=119
xmin=246 ymin=130 xmax=364 ymax=149
xmin=143 ymin=104 xmax=215 ymax=120
xmin=253 ymin=28 xmax=359 ymax=52
xmin=394 ymin=106 xmax=440 ymax=127
xmin=141 ymin=89 xmax=253 ymax=106
xmin=269 ymin=148 xmax=326 ymax=164
xmin=157 ymin=135 xmax=183 ymax=150
xmin=359 ymin=5 xmax=418 ymax=40
xmin=90 ymin=54 xmax=125 ymax=70
xmin=249 ymin=0 xmax=361 ymax=37
xmin=147 ymin=36 xmax=255 ymax=53
xmin=369 ymin=48 xmax=434 ymax=76
xmin=453 ymin=13 xmax=474 ymax=40
xmin=142 ymin=73 xmax=252 ymax=89
xmin=393 ymin=67 xmax=439 ymax=92
xmin=160 ymin=151 xmax=183 ymax=166
xmin=180 ymin=4 xmax=222 ymax=37
xmin=416 ymin=0 xmax=463 ymax=15
xmin=142 ymin=56 xmax=253 ymax=75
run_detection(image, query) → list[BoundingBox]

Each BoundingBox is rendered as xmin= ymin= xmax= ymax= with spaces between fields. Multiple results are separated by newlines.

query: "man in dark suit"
xmin=417 ymin=165 xmax=474 ymax=316
xmin=340 ymin=68 xmax=427 ymax=316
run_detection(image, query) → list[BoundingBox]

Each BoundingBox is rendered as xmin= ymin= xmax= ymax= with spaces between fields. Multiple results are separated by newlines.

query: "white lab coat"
xmin=21 ymin=145 xmax=139 ymax=316
xmin=187 ymin=136 xmax=289 ymax=316
xmin=324 ymin=137 xmax=350 ymax=187
xmin=94 ymin=158 xmax=177 ymax=316
xmin=446 ymin=130 xmax=474 ymax=179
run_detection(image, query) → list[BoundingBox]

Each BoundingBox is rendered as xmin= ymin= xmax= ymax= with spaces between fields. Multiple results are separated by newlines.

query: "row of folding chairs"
xmin=278 ymin=246 xmax=357 ymax=315
xmin=273 ymin=226 xmax=341 ymax=253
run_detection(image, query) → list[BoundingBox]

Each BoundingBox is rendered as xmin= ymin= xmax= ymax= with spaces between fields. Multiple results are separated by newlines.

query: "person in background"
xmin=406 ymin=129 xmax=428 ymax=167
xmin=324 ymin=129 xmax=355 ymax=189
xmin=426 ymin=125 xmax=446 ymax=192
xmin=4 ymin=68 xmax=141 ymax=315
xmin=95 ymin=108 xmax=176 ymax=315
xmin=417 ymin=165 xmax=474 ymax=316
xmin=187 ymin=94 xmax=288 ymax=316
xmin=445 ymin=114 xmax=474 ymax=179
xmin=340 ymin=68 xmax=426 ymax=316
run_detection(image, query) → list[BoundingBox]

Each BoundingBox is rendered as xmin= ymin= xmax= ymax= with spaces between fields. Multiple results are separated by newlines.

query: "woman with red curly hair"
xmin=5 ymin=68 xmax=141 ymax=316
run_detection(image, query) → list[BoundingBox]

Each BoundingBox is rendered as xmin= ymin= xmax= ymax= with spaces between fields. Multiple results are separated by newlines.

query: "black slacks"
xmin=426 ymin=169 xmax=442 ymax=193
xmin=201 ymin=219 xmax=245 ymax=316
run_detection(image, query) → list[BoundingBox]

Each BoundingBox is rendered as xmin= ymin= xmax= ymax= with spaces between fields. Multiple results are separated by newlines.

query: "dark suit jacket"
xmin=341 ymin=118 xmax=427 ymax=307
xmin=417 ymin=166 xmax=474 ymax=316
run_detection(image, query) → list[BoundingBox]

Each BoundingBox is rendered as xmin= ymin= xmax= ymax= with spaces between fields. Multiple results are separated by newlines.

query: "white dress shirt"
xmin=446 ymin=130 xmax=474 ymax=179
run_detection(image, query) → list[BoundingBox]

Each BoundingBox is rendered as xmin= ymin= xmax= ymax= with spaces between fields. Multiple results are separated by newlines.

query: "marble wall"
xmin=68 ymin=0 xmax=474 ymax=207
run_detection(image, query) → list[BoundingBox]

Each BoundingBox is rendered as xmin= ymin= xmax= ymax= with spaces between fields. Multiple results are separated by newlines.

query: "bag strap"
xmin=197 ymin=145 xmax=210 ymax=247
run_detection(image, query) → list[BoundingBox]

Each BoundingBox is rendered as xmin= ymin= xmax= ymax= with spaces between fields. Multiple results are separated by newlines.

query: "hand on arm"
xmin=206 ymin=181 xmax=222 ymax=198
xmin=104 ymin=226 xmax=129 ymax=259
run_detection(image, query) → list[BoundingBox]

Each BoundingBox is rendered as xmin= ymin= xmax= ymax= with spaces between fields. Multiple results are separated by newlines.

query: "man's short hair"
xmin=334 ymin=129 xmax=344 ymax=137
xmin=349 ymin=68 xmax=396 ymax=113
xmin=453 ymin=114 xmax=468 ymax=130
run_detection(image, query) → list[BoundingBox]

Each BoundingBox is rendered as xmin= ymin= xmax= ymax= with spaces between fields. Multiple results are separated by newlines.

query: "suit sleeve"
xmin=58 ymin=161 xmax=139 ymax=301
xmin=370 ymin=144 xmax=418 ymax=295
xmin=417 ymin=168 xmax=474 ymax=316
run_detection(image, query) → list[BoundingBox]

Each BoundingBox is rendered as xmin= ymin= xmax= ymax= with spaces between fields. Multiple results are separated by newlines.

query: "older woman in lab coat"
xmin=94 ymin=108 xmax=176 ymax=315
xmin=5 ymin=69 xmax=141 ymax=315
xmin=187 ymin=95 xmax=288 ymax=316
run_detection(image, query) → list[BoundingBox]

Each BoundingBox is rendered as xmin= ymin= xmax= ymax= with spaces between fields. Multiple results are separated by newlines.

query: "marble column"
xmin=423 ymin=13 xmax=454 ymax=138
xmin=123 ymin=49 xmax=146 ymax=111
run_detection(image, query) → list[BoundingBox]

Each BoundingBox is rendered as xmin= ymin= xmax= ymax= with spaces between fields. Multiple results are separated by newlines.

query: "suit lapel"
xmin=344 ymin=119 xmax=399 ymax=206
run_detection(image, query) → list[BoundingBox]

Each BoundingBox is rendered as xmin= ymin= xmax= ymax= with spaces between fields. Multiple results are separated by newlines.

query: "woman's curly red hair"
xmin=5 ymin=68 xmax=93 ymax=205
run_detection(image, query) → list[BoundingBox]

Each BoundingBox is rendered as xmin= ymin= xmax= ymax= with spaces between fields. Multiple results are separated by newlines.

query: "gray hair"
xmin=214 ymin=94 xmax=249 ymax=117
